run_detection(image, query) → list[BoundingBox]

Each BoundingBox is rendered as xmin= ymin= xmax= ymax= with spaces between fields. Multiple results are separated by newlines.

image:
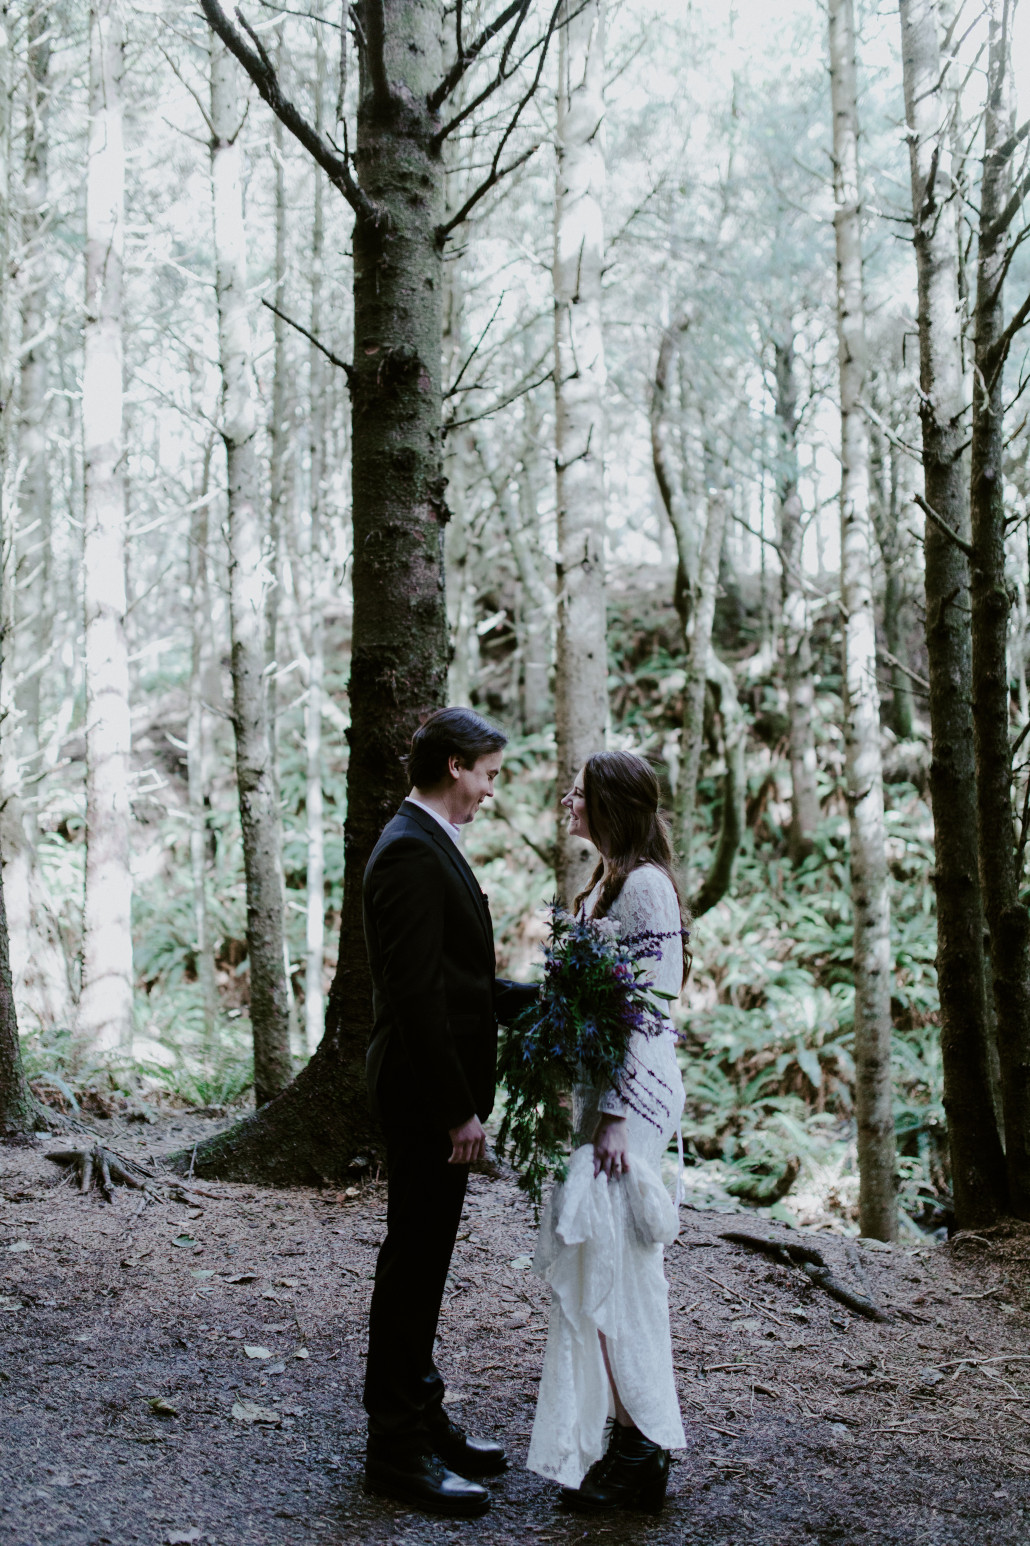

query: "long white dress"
xmin=527 ymin=864 xmax=687 ymax=1489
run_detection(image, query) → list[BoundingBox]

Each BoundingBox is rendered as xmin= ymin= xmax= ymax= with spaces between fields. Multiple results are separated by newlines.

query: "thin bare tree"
xmin=210 ymin=35 xmax=293 ymax=1106
xmin=554 ymin=0 xmax=608 ymax=905
xmin=79 ymin=0 xmax=134 ymax=1055
xmin=828 ymin=0 xmax=896 ymax=1241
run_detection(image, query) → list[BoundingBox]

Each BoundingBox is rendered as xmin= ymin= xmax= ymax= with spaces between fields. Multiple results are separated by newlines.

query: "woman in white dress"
xmin=527 ymin=750 xmax=689 ymax=1514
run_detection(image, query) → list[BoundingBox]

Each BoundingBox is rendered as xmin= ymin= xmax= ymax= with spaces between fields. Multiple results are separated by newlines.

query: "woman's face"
xmin=561 ymin=767 xmax=593 ymax=846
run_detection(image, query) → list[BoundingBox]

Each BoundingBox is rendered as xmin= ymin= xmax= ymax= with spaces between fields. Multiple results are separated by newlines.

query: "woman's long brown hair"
xmin=572 ymin=750 xmax=692 ymax=984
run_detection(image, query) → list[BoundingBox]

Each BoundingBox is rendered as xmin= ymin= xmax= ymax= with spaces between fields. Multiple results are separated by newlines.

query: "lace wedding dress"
xmin=527 ymin=864 xmax=687 ymax=1489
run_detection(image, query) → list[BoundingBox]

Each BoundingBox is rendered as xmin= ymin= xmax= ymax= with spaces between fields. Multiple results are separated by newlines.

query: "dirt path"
xmin=2 ymin=1113 xmax=1029 ymax=1546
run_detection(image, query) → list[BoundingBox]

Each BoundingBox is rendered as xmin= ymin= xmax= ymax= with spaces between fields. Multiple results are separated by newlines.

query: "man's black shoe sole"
xmin=363 ymin=1471 xmax=490 ymax=1518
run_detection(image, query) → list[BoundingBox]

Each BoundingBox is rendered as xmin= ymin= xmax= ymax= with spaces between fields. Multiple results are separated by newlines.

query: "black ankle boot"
xmin=561 ymin=1423 xmax=670 ymax=1515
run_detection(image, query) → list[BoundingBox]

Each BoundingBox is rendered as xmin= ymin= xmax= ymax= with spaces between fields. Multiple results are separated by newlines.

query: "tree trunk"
xmin=899 ymin=0 xmax=1007 ymax=1225
xmin=773 ymin=336 xmax=819 ymax=863
xmin=970 ymin=0 xmax=1030 ymax=1218
xmin=867 ymin=378 xmax=916 ymax=741
xmin=478 ymin=431 xmax=552 ymax=735
xmin=675 ymin=475 xmax=727 ymax=882
xmin=188 ymin=440 xmax=218 ymax=1050
xmin=554 ymin=0 xmax=608 ymax=906
xmin=0 ymin=835 xmax=43 ymax=1142
xmin=79 ymin=0 xmax=134 ymax=1056
xmin=828 ymin=0 xmax=896 ymax=1241
xmin=651 ymin=315 xmax=698 ymax=640
xmin=515 ymin=425 xmax=553 ymax=734
xmin=182 ymin=0 xmax=449 ymax=1180
xmin=442 ymin=254 xmax=480 ymax=705
xmin=304 ymin=60 xmax=328 ymax=1060
xmin=210 ymin=38 xmax=292 ymax=1108
xmin=17 ymin=1 xmax=51 ymax=763
xmin=0 ymin=1 xmax=41 ymax=1144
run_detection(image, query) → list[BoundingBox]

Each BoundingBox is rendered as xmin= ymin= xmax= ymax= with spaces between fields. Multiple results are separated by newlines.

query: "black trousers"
xmin=363 ymin=1053 xmax=470 ymax=1439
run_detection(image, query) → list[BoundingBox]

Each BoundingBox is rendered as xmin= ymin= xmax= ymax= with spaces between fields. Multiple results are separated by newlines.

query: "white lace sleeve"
xmin=597 ymin=866 xmax=683 ymax=1118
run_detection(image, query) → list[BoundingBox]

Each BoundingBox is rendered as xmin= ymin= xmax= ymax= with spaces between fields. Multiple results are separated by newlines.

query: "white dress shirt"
xmin=406 ymin=794 xmax=462 ymax=847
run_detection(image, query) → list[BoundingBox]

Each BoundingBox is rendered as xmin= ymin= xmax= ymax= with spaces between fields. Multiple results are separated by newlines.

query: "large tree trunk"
xmin=79 ymin=0 xmax=134 ymax=1055
xmin=17 ymin=1 xmax=51 ymax=763
xmin=828 ymin=0 xmax=896 ymax=1241
xmin=899 ymin=0 xmax=1008 ymax=1225
xmin=303 ymin=60 xmax=328 ymax=1060
xmin=0 ymin=2 xmax=39 ymax=1144
xmin=210 ymin=39 xmax=293 ymax=1108
xmin=970 ymin=0 xmax=1030 ymax=1218
xmin=554 ymin=0 xmax=608 ymax=905
xmin=773 ymin=335 xmax=819 ymax=864
xmin=182 ymin=0 xmax=449 ymax=1181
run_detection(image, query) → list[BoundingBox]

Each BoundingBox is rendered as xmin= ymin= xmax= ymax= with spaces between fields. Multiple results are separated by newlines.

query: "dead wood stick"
xmin=719 ymin=1230 xmax=889 ymax=1322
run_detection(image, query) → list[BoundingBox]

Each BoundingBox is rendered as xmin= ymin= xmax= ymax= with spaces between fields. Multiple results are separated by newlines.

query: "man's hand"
xmin=593 ymin=1113 xmax=630 ymax=1179
xmin=448 ymin=1114 xmax=487 ymax=1165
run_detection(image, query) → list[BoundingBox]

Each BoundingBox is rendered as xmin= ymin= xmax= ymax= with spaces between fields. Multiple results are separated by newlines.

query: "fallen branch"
xmin=719 ymin=1229 xmax=890 ymax=1322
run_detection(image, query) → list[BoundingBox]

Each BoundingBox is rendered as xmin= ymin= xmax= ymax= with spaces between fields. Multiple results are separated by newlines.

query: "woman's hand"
xmin=593 ymin=1114 xmax=630 ymax=1179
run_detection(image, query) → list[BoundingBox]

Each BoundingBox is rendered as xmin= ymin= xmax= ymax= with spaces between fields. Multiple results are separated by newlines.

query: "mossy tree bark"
xmin=899 ymin=0 xmax=1008 ymax=1225
xmin=188 ymin=0 xmax=559 ymax=1181
xmin=828 ymin=0 xmax=897 ymax=1241
xmin=969 ymin=0 xmax=1030 ymax=1218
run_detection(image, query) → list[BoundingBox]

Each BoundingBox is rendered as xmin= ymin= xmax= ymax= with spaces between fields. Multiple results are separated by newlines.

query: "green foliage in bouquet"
xmin=497 ymin=903 xmax=684 ymax=1205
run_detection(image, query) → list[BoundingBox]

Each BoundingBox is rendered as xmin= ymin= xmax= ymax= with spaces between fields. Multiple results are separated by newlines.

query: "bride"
xmin=527 ymin=750 xmax=688 ymax=1513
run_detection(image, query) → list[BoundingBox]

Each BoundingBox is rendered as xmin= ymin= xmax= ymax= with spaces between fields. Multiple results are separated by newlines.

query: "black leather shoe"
xmin=561 ymin=1423 xmax=669 ymax=1515
xmin=364 ymin=1442 xmax=490 ymax=1517
xmin=424 ymin=1409 xmax=507 ymax=1476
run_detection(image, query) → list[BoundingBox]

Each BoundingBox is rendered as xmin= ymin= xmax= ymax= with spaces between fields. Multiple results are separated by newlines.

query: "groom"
xmin=361 ymin=707 xmax=537 ymax=1517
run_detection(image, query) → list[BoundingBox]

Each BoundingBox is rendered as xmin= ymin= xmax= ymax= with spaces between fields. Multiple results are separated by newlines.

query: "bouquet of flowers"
xmin=497 ymin=903 xmax=683 ymax=1206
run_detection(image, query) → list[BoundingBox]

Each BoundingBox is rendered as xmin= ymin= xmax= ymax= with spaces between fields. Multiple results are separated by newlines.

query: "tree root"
xmin=46 ymin=1144 xmax=214 ymax=1207
xmin=719 ymin=1229 xmax=890 ymax=1322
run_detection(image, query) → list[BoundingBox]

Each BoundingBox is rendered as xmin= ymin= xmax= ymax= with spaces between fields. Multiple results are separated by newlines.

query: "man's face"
xmin=451 ymin=749 xmax=504 ymax=824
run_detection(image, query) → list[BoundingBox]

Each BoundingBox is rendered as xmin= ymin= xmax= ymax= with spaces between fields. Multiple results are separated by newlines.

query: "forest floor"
xmin=2 ymin=1109 xmax=1030 ymax=1546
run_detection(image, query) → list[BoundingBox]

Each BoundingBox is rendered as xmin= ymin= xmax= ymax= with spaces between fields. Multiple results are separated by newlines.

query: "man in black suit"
xmin=362 ymin=707 xmax=537 ymax=1517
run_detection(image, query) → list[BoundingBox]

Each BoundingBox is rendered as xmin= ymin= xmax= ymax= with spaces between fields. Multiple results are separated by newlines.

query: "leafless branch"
xmin=444 ymin=366 xmax=552 ymax=433
xmin=913 ymin=492 xmax=973 ymax=558
xmin=879 ymin=647 xmax=930 ymax=694
xmin=428 ymin=0 xmax=528 ymax=113
xmin=437 ymin=142 xmax=539 ymax=242
xmin=261 ymin=298 xmax=354 ymax=381
xmin=435 ymin=0 xmax=584 ymax=144
xmin=445 ymin=294 xmax=504 ymax=398
xmin=199 ymin=0 xmax=379 ymax=223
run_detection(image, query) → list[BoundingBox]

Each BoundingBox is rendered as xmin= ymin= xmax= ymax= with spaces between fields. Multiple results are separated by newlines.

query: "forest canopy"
xmin=1 ymin=0 xmax=1030 ymax=1246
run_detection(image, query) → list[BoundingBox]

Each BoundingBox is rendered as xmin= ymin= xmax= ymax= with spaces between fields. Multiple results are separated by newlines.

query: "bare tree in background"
xmin=554 ymin=0 xmax=608 ymax=905
xmin=828 ymin=0 xmax=896 ymax=1241
xmin=209 ymin=35 xmax=293 ymax=1108
xmin=899 ymin=0 xmax=1007 ymax=1225
xmin=79 ymin=0 xmax=134 ymax=1056
xmin=773 ymin=333 xmax=819 ymax=864
xmin=650 ymin=321 xmax=744 ymax=916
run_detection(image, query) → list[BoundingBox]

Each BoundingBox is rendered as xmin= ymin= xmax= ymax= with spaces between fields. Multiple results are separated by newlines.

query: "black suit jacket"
xmin=362 ymin=800 xmax=535 ymax=1132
